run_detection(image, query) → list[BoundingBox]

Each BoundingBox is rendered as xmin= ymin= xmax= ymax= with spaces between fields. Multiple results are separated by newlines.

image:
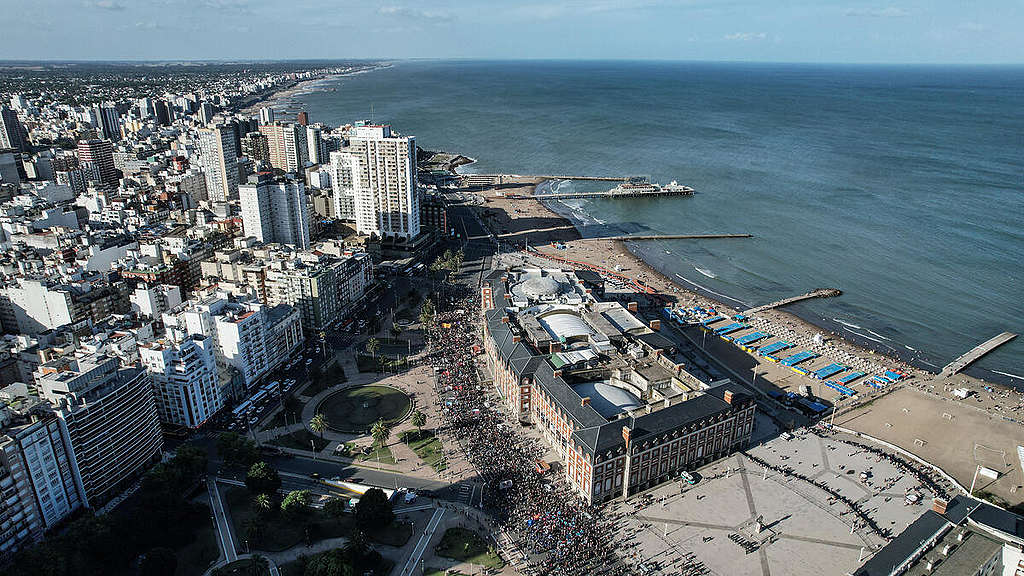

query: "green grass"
xmin=224 ymin=487 xmax=356 ymax=552
xmin=270 ymin=429 xmax=330 ymax=452
xmin=174 ymin=522 xmax=220 ymax=576
xmin=400 ymin=430 xmax=448 ymax=471
xmin=425 ymin=570 xmax=469 ymax=576
xmin=354 ymin=443 xmax=396 ymax=465
xmin=434 ymin=528 xmax=504 ymax=570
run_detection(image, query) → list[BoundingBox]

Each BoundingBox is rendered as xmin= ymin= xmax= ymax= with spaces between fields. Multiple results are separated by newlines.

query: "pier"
xmin=532 ymin=186 xmax=694 ymax=200
xmin=741 ymin=288 xmax=843 ymax=315
xmin=941 ymin=332 xmax=1017 ymax=376
xmin=604 ymin=233 xmax=751 ymax=241
xmin=463 ymin=174 xmax=628 ymax=187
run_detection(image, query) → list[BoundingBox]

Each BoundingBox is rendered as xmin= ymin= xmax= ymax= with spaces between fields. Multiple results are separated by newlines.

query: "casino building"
xmin=481 ymin=268 xmax=756 ymax=504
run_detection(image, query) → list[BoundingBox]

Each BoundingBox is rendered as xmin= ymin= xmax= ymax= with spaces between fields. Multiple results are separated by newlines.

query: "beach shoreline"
xmin=238 ymin=62 xmax=392 ymax=116
xmin=462 ymin=175 xmax=1020 ymax=409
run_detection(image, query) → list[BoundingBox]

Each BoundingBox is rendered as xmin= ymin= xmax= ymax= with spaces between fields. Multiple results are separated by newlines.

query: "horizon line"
xmin=2 ymin=57 xmax=1024 ymax=67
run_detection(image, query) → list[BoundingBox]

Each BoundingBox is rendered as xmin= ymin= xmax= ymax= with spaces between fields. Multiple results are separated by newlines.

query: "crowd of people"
xmin=424 ymin=289 xmax=630 ymax=576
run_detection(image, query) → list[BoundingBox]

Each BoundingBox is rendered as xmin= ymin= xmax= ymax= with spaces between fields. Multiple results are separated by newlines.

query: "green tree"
xmin=411 ymin=410 xmax=426 ymax=439
xmin=366 ymin=337 xmax=380 ymax=360
xmin=419 ymin=298 xmax=435 ymax=330
xmin=324 ymin=497 xmax=347 ymax=518
xmin=245 ymin=462 xmax=281 ymax=496
xmin=253 ymin=493 xmax=274 ymax=518
xmin=310 ymin=412 xmax=329 ymax=440
xmin=218 ymin=432 xmax=259 ymax=468
xmin=354 ymin=488 xmax=394 ymax=530
xmin=371 ymin=418 xmax=391 ymax=449
xmin=280 ymin=489 xmax=313 ymax=518
xmin=138 ymin=547 xmax=177 ymax=576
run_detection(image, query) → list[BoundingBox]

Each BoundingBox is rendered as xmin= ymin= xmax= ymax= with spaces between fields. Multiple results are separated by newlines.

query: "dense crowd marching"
xmin=424 ymin=290 xmax=630 ymax=576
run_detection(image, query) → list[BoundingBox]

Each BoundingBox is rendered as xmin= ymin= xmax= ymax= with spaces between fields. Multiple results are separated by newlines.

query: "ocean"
xmin=293 ymin=60 xmax=1024 ymax=385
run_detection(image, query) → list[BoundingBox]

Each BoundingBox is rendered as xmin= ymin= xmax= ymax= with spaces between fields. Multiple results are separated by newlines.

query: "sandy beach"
xmin=465 ymin=176 xmax=1024 ymax=420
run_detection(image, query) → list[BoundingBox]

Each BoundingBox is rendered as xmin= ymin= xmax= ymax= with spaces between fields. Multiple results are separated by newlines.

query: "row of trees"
xmin=9 ymin=445 xmax=210 ymax=576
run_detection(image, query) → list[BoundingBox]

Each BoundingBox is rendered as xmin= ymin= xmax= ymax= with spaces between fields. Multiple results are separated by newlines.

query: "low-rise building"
xmin=481 ymin=268 xmax=755 ymax=504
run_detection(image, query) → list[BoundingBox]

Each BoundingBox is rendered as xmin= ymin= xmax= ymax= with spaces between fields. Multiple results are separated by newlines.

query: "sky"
xmin=0 ymin=0 xmax=1021 ymax=64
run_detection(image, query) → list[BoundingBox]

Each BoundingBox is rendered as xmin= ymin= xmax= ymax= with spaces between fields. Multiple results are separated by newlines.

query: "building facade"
xmin=481 ymin=269 xmax=756 ymax=504
xmin=197 ymin=125 xmax=239 ymax=203
xmin=347 ymin=124 xmax=420 ymax=240
xmin=239 ymin=173 xmax=311 ymax=249
xmin=76 ymin=139 xmax=118 ymax=187
xmin=36 ymin=354 xmax=163 ymax=507
xmin=140 ymin=335 xmax=222 ymax=428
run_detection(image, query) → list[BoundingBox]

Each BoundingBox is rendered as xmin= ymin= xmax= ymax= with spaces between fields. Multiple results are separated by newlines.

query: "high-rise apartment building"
xmin=94 ymin=103 xmax=121 ymax=142
xmin=258 ymin=122 xmax=308 ymax=173
xmin=154 ymin=100 xmax=172 ymax=126
xmin=305 ymin=125 xmax=323 ymax=164
xmin=140 ymin=334 xmax=222 ymax=428
xmin=197 ymin=102 xmax=214 ymax=125
xmin=348 ymin=124 xmax=420 ymax=239
xmin=36 ymin=354 xmax=163 ymax=507
xmin=0 ymin=403 xmax=85 ymax=562
xmin=239 ymin=173 xmax=311 ymax=249
xmin=0 ymin=106 xmax=29 ymax=153
xmin=328 ymin=150 xmax=357 ymax=221
xmin=264 ymin=251 xmax=373 ymax=333
xmin=76 ymin=139 xmax=118 ymax=186
xmin=197 ymin=125 xmax=239 ymax=203
xmin=163 ymin=295 xmax=301 ymax=391
xmin=241 ymin=131 xmax=270 ymax=167
xmin=258 ymin=107 xmax=275 ymax=125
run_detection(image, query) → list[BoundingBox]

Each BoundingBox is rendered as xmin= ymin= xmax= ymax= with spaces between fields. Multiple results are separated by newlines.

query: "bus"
xmin=232 ymin=400 xmax=253 ymax=417
xmin=251 ymin=390 xmax=269 ymax=405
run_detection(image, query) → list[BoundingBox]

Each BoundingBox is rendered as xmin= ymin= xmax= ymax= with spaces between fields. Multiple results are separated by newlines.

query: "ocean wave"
xmin=833 ymin=318 xmax=863 ymax=330
xmin=675 ymin=273 xmax=748 ymax=307
xmin=992 ymin=370 xmax=1024 ymax=381
xmin=694 ymin=266 xmax=717 ymax=279
xmin=865 ymin=329 xmax=892 ymax=341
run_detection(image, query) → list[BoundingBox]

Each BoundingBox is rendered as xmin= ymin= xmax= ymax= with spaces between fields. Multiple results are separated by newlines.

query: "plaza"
xmin=318 ymin=384 xmax=413 ymax=433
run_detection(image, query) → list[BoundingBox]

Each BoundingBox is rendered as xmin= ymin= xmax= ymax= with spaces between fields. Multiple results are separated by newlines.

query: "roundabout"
xmin=316 ymin=384 xmax=412 ymax=433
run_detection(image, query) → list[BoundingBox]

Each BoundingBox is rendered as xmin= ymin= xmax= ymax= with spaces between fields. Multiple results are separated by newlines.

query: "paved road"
xmin=207 ymin=477 xmax=238 ymax=563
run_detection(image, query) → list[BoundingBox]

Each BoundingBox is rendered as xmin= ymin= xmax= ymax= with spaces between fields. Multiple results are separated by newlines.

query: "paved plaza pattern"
xmin=611 ymin=427 xmax=937 ymax=576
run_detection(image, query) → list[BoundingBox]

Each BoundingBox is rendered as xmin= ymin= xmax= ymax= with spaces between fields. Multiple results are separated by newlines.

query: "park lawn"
xmin=400 ymin=430 xmax=448 ymax=471
xmin=174 ymin=522 xmax=220 ymax=576
xmin=355 ymin=443 xmax=396 ymax=465
xmin=224 ymin=487 xmax=356 ymax=552
xmin=434 ymin=528 xmax=505 ymax=570
xmin=270 ymin=429 xmax=330 ymax=452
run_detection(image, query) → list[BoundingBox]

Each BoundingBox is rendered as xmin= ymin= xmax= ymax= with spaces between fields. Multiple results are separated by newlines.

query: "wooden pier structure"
xmin=941 ymin=332 xmax=1017 ymax=376
xmin=604 ymin=233 xmax=751 ymax=241
xmin=741 ymin=288 xmax=843 ymax=315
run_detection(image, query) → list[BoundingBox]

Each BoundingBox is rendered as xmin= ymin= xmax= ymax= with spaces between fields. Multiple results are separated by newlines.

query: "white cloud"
xmin=723 ymin=32 xmax=766 ymax=41
xmin=845 ymin=6 xmax=909 ymax=18
xmin=378 ymin=5 xmax=455 ymax=22
xmin=83 ymin=0 xmax=125 ymax=10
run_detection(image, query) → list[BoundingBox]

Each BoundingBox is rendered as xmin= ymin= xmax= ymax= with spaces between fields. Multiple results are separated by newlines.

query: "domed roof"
xmin=518 ymin=275 xmax=563 ymax=299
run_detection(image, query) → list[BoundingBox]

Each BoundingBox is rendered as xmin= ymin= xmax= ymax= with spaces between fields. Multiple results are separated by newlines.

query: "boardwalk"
xmin=741 ymin=288 xmax=842 ymax=315
xmin=941 ymin=331 xmax=1017 ymax=376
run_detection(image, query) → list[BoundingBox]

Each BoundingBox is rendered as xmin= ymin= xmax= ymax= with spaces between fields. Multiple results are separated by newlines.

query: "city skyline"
xmin=0 ymin=0 xmax=1020 ymax=64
